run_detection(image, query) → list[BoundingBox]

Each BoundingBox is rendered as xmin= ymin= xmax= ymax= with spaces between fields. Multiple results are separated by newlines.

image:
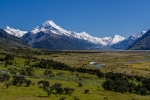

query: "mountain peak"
xmin=5 ymin=26 xmax=11 ymax=29
xmin=113 ymin=34 xmax=123 ymax=38
xmin=80 ymin=31 xmax=90 ymax=36
xmin=4 ymin=26 xmax=27 ymax=38
xmin=31 ymin=20 xmax=68 ymax=34
xmin=130 ymin=30 xmax=147 ymax=40
xmin=108 ymin=35 xmax=125 ymax=45
xmin=41 ymin=20 xmax=59 ymax=29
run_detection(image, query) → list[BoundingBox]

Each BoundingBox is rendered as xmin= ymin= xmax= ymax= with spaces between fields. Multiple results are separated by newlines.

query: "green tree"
xmin=128 ymin=82 xmax=136 ymax=94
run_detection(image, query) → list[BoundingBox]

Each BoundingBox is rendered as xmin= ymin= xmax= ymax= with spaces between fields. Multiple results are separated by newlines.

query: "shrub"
xmin=84 ymin=89 xmax=89 ymax=94
xmin=74 ymin=96 xmax=80 ymax=100
xmin=25 ymin=80 xmax=32 ymax=87
xmin=139 ymin=87 xmax=148 ymax=96
xmin=50 ymin=83 xmax=63 ymax=94
xmin=12 ymin=75 xmax=26 ymax=86
xmin=37 ymin=80 xmax=50 ymax=89
xmin=44 ymin=69 xmax=54 ymax=77
xmin=4 ymin=81 xmax=11 ymax=88
xmin=59 ymin=97 xmax=66 ymax=100
xmin=78 ymin=83 xmax=82 ymax=87
xmin=64 ymin=87 xmax=75 ymax=94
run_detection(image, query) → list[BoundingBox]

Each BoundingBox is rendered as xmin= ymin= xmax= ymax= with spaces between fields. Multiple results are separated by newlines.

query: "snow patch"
xmin=4 ymin=26 xmax=28 ymax=38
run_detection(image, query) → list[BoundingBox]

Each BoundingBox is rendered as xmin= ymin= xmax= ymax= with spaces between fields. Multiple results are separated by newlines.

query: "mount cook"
xmin=3 ymin=20 xmax=147 ymax=50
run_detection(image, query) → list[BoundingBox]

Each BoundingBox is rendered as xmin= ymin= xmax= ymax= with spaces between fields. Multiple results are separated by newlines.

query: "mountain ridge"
xmin=4 ymin=26 xmax=28 ymax=38
xmin=0 ymin=28 xmax=29 ymax=49
xmin=111 ymin=31 xmax=147 ymax=49
xmin=129 ymin=30 xmax=150 ymax=50
xmin=2 ymin=20 xmax=147 ymax=50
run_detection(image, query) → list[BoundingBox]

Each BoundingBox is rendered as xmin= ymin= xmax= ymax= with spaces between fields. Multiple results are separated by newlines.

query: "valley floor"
xmin=0 ymin=49 xmax=150 ymax=100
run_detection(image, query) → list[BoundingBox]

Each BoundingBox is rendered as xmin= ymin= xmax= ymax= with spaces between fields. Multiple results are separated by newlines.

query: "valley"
xmin=1 ymin=1 xmax=150 ymax=100
xmin=0 ymin=48 xmax=150 ymax=100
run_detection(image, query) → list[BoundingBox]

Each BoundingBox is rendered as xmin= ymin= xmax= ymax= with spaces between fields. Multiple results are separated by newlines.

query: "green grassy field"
xmin=0 ymin=49 xmax=150 ymax=100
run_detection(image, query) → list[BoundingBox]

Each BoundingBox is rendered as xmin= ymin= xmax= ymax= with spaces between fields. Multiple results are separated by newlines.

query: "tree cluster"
xmin=12 ymin=75 xmax=32 ymax=87
xmin=8 ymin=66 xmax=35 ymax=76
xmin=102 ymin=72 xmax=150 ymax=95
xmin=37 ymin=80 xmax=75 ymax=97
xmin=0 ymin=73 xmax=10 ymax=82
xmin=33 ymin=59 xmax=104 ymax=78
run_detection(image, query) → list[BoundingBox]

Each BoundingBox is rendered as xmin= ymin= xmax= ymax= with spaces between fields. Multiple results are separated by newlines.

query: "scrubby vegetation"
xmin=0 ymin=48 xmax=150 ymax=100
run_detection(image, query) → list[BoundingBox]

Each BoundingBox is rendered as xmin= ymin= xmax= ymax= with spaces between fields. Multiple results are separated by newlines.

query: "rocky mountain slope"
xmin=22 ymin=20 xmax=125 ymax=50
xmin=3 ymin=20 xmax=148 ymax=50
xmin=129 ymin=30 xmax=150 ymax=50
xmin=0 ymin=28 xmax=29 ymax=49
xmin=111 ymin=31 xmax=146 ymax=49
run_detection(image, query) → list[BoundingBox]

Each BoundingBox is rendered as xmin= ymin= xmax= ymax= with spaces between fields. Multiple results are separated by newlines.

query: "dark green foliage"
xmin=25 ymin=80 xmax=32 ymax=87
xmin=142 ymin=78 xmax=150 ymax=84
xmin=12 ymin=75 xmax=26 ymax=86
xmin=139 ymin=87 xmax=148 ymax=96
xmin=64 ymin=87 xmax=75 ymax=94
xmin=33 ymin=59 xmax=104 ymax=77
xmin=135 ymin=84 xmax=142 ymax=93
xmin=74 ymin=96 xmax=80 ymax=100
xmin=3 ymin=73 xmax=10 ymax=81
xmin=24 ymin=60 xmax=30 ymax=66
xmin=50 ymin=83 xmax=64 ymax=94
xmin=143 ymin=83 xmax=150 ymax=92
xmin=20 ymin=66 xmax=35 ymax=76
xmin=134 ymin=75 xmax=143 ymax=82
xmin=41 ymin=82 xmax=75 ymax=96
xmin=8 ymin=67 xmax=18 ymax=74
xmin=44 ymin=69 xmax=54 ymax=77
xmin=105 ymin=72 xmax=129 ymax=80
xmin=84 ymin=89 xmax=89 ymax=94
xmin=114 ymin=80 xmax=129 ymax=93
xmin=37 ymin=80 xmax=50 ymax=89
xmin=97 ymin=72 xmax=104 ymax=78
xmin=128 ymin=82 xmax=136 ymax=94
xmin=34 ymin=59 xmax=71 ymax=70
xmin=102 ymin=79 xmax=114 ymax=90
xmin=78 ymin=83 xmax=83 ymax=87
xmin=5 ymin=54 xmax=14 ymax=61
xmin=4 ymin=81 xmax=11 ymax=88
xmin=104 ymin=97 xmax=108 ymax=100
xmin=59 ymin=97 xmax=66 ymax=100
xmin=102 ymin=72 xmax=150 ymax=95
xmin=0 ymin=73 xmax=10 ymax=82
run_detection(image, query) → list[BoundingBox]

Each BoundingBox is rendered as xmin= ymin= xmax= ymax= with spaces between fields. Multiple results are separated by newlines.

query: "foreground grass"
xmin=0 ymin=78 xmax=150 ymax=100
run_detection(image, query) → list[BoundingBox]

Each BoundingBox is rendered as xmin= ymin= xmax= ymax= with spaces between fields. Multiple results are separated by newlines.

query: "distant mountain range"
xmin=111 ymin=31 xmax=146 ymax=49
xmin=1 ymin=20 xmax=149 ymax=50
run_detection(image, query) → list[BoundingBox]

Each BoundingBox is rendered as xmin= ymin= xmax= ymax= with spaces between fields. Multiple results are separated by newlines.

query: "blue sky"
xmin=0 ymin=0 xmax=150 ymax=38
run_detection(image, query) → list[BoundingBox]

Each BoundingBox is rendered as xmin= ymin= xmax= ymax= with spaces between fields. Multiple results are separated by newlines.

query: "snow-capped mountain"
xmin=129 ymin=30 xmax=150 ymax=50
xmin=0 ymin=28 xmax=29 ymax=49
xmin=111 ymin=31 xmax=146 ymax=49
xmin=31 ymin=20 xmax=68 ymax=35
xmin=3 ymin=20 xmax=128 ymax=50
xmin=4 ymin=26 xmax=28 ymax=38
xmin=29 ymin=20 xmax=125 ymax=47
xmin=129 ymin=31 xmax=146 ymax=40
xmin=107 ymin=35 xmax=126 ymax=46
